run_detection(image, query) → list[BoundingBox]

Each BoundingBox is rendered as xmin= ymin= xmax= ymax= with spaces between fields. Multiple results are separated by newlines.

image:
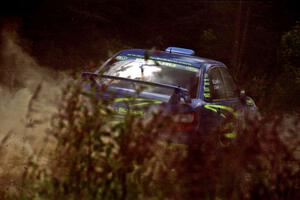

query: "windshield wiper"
xmin=81 ymin=72 xmax=191 ymax=103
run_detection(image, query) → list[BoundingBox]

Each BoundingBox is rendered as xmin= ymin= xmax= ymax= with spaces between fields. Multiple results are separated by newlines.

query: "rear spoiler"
xmin=81 ymin=72 xmax=191 ymax=103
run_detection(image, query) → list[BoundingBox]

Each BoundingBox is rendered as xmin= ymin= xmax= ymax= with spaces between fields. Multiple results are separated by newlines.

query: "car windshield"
xmin=100 ymin=55 xmax=200 ymax=98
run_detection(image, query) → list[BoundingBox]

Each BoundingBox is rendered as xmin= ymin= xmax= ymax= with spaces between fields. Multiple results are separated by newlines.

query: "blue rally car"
xmin=82 ymin=47 xmax=257 ymax=143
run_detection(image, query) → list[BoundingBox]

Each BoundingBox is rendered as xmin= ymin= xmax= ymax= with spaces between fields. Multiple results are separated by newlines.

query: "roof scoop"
xmin=165 ymin=47 xmax=195 ymax=56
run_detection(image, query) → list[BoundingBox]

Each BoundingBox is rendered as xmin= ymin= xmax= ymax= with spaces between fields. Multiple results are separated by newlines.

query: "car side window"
xmin=208 ymin=67 xmax=226 ymax=100
xmin=218 ymin=67 xmax=238 ymax=99
xmin=204 ymin=66 xmax=238 ymax=101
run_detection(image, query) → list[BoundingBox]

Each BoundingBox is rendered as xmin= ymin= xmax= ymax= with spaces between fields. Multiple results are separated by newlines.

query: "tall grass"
xmin=4 ymin=81 xmax=300 ymax=200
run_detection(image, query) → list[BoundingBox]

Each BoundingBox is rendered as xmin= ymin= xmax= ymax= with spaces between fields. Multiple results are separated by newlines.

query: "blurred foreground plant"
xmin=17 ymin=81 xmax=186 ymax=200
xmin=6 ymin=81 xmax=300 ymax=200
xmin=184 ymin=114 xmax=300 ymax=200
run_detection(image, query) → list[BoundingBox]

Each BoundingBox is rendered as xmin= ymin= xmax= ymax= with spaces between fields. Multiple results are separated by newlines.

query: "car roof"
xmin=117 ymin=49 xmax=224 ymax=69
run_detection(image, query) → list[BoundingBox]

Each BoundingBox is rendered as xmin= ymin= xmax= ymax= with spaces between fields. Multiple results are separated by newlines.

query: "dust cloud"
xmin=0 ymin=23 xmax=65 ymax=192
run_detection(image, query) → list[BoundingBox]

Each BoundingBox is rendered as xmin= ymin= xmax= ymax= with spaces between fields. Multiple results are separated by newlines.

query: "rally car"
xmin=82 ymin=47 xmax=257 ymax=143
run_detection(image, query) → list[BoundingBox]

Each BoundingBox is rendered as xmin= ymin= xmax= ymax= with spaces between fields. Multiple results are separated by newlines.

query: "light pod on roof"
xmin=165 ymin=47 xmax=195 ymax=56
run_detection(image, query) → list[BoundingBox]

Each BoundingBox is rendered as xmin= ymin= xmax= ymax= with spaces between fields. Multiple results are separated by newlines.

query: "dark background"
xmin=1 ymin=0 xmax=300 ymax=112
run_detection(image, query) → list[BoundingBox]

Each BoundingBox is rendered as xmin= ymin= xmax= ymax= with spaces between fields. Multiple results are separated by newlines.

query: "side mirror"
xmin=239 ymin=89 xmax=247 ymax=104
xmin=240 ymin=89 xmax=246 ymax=97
